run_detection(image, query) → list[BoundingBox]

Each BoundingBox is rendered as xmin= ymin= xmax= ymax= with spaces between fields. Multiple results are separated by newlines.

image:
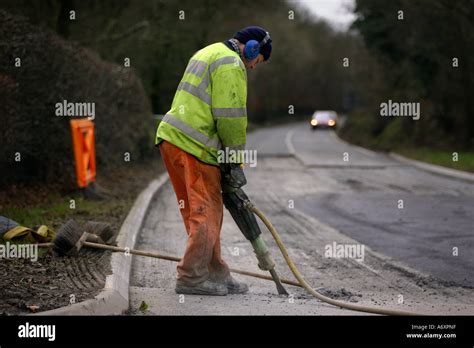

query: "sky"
xmin=288 ymin=0 xmax=357 ymax=31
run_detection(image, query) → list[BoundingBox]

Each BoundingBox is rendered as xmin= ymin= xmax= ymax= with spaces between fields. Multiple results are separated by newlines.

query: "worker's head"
xmin=234 ymin=26 xmax=272 ymax=70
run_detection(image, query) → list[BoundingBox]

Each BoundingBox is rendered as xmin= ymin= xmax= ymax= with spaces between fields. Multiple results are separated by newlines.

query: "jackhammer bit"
xmin=221 ymin=173 xmax=289 ymax=296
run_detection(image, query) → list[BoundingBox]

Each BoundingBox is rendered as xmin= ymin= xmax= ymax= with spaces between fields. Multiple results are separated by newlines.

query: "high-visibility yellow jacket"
xmin=155 ymin=42 xmax=247 ymax=166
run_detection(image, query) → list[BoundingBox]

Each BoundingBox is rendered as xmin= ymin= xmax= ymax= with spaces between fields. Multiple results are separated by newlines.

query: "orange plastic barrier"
xmin=70 ymin=119 xmax=96 ymax=188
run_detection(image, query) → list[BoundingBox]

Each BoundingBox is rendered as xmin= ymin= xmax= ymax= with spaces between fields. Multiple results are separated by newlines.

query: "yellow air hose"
xmin=245 ymin=201 xmax=423 ymax=316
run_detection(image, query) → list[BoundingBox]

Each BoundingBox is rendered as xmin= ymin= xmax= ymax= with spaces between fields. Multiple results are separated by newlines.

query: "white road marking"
xmin=285 ymin=128 xmax=296 ymax=155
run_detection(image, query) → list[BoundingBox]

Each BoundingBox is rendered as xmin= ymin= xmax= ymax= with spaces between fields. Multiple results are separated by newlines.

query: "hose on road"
xmin=41 ymin=202 xmax=423 ymax=315
xmin=245 ymin=201 xmax=423 ymax=316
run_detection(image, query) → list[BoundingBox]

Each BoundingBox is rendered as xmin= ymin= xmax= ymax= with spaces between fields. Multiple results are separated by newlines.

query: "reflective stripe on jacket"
xmin=155 ymin=42 xmax=247 ymax=166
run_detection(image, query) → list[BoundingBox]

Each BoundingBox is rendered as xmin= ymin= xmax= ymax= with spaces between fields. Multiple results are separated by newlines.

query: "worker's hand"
xmin=220 ymin=163 xmax=247 ymax=192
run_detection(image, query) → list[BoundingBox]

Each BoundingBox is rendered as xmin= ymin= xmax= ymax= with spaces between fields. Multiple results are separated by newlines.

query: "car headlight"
xmin=328 ymin=120 xmax=336 ymax=126
xmin=311 ymin=119 xmax=318 ymax=126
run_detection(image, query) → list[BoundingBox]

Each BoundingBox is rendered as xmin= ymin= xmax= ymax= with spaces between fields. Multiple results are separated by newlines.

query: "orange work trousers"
xmin=159 ymin=140 xmax=230 ymax=285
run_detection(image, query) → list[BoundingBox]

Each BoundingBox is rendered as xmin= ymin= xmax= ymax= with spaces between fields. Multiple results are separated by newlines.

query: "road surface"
xmin=129 ymin=122 xmax=474 ymax=315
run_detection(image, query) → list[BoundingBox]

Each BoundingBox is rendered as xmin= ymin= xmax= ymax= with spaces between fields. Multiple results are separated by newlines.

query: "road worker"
xmin=155 ymin=26 xmax=272 ymax=295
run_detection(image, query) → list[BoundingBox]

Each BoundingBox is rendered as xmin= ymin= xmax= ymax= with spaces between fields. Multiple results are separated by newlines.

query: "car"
xmin=310 ymin=110 xmax=338 ymax=130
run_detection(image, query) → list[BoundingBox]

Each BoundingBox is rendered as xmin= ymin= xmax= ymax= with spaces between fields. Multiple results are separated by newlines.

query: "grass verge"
xmin=0 ymin=158 xmax=164 ymax=233
xmin=394 ymin=148 xmax=474 ymax=173
xmin=338 ymin=114 xmax=474 ymax=173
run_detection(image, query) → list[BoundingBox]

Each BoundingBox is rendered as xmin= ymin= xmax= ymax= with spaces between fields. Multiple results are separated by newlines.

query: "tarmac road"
xmin=251 ymin=123 xmax=474 ymax=287
xmin=129 ymin=122 xmax=474 ymax=315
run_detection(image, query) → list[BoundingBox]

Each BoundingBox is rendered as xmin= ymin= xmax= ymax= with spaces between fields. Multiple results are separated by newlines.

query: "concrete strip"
xmin=332 ymin=131 xmax=378 ymax=158
xmin=36 ymin=174 xmax=169 ymax=315
xmin=334 ymin=131 xmax=474 ymax=182
xmin=389 ymin=152 xmax=474 ymax=183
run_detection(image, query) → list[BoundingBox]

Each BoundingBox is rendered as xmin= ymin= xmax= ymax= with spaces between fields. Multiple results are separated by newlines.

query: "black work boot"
xmin=225 ymin=275 xmax=249 ymax=294
xmin=175 ymin=279 xmax=228 ymax=296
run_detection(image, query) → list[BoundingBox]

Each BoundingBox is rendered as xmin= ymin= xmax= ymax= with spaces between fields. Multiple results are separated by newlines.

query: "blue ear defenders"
xmin=243 ymin=32 xmax=271 ymax=61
